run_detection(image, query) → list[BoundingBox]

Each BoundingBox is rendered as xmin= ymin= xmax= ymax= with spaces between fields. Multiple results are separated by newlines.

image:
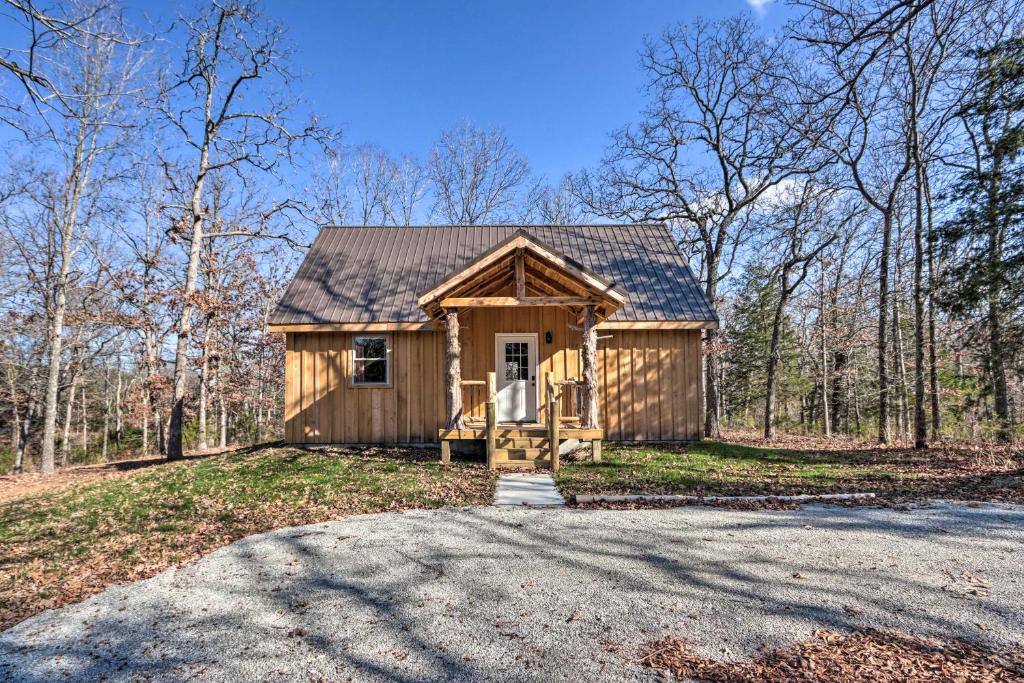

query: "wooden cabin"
xmin=269 ymin=225 xmax=718 ymax=469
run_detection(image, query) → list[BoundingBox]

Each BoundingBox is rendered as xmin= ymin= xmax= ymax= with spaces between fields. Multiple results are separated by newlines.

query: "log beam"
xmin=580 ymin=304 xmax=599 ymax=429
xmin=515 ymin=248 xmax=526 ymax=299
xmin=443 ymin=310 xmax=464 ymax=429
xmin=440 ymin=296 xmax=600 ymax=308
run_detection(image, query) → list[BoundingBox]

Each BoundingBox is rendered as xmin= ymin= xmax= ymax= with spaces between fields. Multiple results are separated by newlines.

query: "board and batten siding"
xmin=284 ymin=323 xmax=703 ymax=444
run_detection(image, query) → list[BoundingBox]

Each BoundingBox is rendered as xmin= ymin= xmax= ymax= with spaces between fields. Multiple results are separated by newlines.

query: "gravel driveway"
xmin=2 ymin=502 xmax=1023 ymax=682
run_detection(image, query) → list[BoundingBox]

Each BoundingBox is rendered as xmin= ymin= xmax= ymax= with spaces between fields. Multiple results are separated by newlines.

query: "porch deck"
xmin=438 ymin=419 xmax=603 ymax=441
xmin=438 ymin=416 xmax=603 ymax=470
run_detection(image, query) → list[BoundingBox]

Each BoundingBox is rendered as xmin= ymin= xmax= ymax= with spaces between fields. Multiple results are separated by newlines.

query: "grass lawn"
xmin=0 ymin=444 xmax=495 ymax=630
xmin=558 ymin=435 xmax=1024 ymax=504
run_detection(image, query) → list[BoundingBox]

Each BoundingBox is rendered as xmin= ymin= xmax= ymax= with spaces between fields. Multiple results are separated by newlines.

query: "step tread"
xmin=493 ymin=459 xmax=553 ymax=469
xmin=494 ymin=447 xmax=545 ymax=459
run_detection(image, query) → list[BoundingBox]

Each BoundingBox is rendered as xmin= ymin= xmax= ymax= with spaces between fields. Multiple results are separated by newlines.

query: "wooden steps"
xmin=495 ymin=447 xmax=544 ymax=460
xmin=495 ymin=437 xmax=548 ymax=449
xmin=439 ymin=426 xmax=603 ymax=441
xmin=438 ymin=418 xmax=603 ymax=471
xmin=493 ymin=458 xmax=552 ymax=469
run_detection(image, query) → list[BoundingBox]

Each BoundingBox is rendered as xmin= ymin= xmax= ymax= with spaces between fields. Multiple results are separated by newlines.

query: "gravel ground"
xmin=2 ymin=502 xmax=1023 ymax=682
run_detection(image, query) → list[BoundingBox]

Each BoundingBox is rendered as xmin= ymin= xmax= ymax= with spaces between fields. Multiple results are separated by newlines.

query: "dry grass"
xmin=559 ymin=432 xmax=1024 ymax=505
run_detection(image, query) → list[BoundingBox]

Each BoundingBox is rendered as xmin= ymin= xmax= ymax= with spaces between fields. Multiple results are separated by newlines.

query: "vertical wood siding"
xmin=284 ymin=324 xmax=703 ymax=444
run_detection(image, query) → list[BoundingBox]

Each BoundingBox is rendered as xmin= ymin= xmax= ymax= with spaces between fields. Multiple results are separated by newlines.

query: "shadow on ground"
xmin=2 ymin=503 xmax=1022 ymax=682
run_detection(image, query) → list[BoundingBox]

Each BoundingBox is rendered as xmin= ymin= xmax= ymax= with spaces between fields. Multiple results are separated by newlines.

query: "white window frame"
xmin=351 ymin=334 xmax=391 ymax=387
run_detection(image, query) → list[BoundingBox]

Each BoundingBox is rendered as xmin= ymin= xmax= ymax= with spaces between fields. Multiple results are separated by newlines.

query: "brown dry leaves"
xmin=568 ymin=430 xmax=1024 ymax=507
xmin=638 ymin=629 xmax=1024 ymax=682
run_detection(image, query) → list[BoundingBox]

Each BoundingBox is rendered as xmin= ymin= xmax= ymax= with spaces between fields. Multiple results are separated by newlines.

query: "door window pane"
xmin=504 ymin=342 xmax=528 ymax=381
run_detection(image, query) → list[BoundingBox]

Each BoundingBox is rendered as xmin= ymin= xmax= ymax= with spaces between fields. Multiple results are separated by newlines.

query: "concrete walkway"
xmin=493 ymin=473 xmax=566 ymax=507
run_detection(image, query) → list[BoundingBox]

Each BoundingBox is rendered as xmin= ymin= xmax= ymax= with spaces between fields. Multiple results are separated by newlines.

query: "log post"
xmin=443 ymin=309 xmax=464 ymax=429
xmin=486 ymin=371 xmax=497 ymax=470
xmin=547 ymin=372 xmax=560 ymax=473
xmin=440 ymin=440 xmax=451 ymax=464
xmin=580 ymin=304 xmax=600 ymax=429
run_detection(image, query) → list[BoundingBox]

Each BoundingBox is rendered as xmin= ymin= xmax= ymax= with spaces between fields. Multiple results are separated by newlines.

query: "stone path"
xmin=493 ymin=473 xmax=566 ymax=506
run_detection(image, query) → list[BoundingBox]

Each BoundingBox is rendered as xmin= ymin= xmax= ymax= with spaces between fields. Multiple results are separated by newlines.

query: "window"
xmin=353 ymin=336 xmax=389 ymax=385
xmin=504 ymin=341 xmax=529 ymax=381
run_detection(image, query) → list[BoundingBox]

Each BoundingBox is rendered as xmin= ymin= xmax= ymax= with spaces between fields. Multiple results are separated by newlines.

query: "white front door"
xmin=495 ymin=334 xmax=538 ymax=422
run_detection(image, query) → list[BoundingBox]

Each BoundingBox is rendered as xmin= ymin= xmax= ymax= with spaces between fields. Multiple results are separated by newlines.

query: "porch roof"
xmin=417 ymin=231 xmax=626 ymax=322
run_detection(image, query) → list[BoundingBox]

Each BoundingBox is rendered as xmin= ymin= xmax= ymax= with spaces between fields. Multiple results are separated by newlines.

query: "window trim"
xmin=350 ymin=334 xmax=391 ymax=388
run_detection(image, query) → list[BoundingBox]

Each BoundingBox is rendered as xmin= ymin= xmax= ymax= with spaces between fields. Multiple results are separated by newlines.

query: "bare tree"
xmin=572 ymin=16 xmax=821 ymax=438
xmin=350 ymin=144 xmax=396 ymax=224
xmin=155 ymin=0 xmax=325 ymax=460
xmin=3 ymin=4 xmax=139 ymax=473
xmin=391 ymin=155 xmax=427 ymax=225
xmin=525 ymin=176 xmax=585 ymax=224
xmin=800 ymin=4 xmax=916 ymax=444
xmin=429 ymin=121 xmax=530 ymax=224
xmin=309 ymin=142 xmax=349 ymax=225
xmin=0 ymin=0 xmax=115 ymax=114
xmin=761 ymin=182 xmax=846 ymax=438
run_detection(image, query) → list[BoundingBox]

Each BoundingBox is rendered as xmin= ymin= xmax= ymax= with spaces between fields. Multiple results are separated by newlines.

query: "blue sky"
xmin=257 ymin=0 xmax=788 ymax=181
xmin=0 ymin=0 xmax=789 ymax=181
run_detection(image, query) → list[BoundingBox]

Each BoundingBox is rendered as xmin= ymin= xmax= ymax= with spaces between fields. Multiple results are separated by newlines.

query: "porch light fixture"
xmin=545 ymin=331 xmax=553 ymax=344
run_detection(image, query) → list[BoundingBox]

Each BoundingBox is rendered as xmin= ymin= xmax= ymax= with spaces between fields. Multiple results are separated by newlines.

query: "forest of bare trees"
xmin=1 ymin=0 xmax=1022 ymax=476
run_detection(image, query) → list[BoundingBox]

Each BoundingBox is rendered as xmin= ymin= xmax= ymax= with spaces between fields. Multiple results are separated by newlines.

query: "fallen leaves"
xmin=943 ymin=571 xmax=993 ymax=599
xmin=637 ymin=629 xmax=1024 ymax=682
xmin=561 ymin=431 xmax=1024 ymax=509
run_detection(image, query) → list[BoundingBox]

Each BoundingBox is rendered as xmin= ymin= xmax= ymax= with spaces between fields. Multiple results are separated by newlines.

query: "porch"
xmin=419 ymin=231 xmax=623 ymax=471
xmin=438 ymin=374 xmax=605 ymax=470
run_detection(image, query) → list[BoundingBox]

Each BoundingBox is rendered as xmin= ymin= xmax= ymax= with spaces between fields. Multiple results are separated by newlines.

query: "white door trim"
xmin=494 ymin=333 xmax=539 ymax=422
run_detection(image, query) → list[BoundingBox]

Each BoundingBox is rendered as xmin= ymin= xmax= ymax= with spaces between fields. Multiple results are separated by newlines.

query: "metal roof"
xmin=270 ymin=224 xmax=718 ymax=325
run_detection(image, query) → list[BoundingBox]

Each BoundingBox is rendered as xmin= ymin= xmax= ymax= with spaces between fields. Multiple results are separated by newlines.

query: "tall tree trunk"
xmin=197 ymin=329 xmax=210 ymax=451
xmin=986 ymin=152 xmax=1012 ymax=442
xmin=820 ymin=270 xmax=831 ymax=437
xmin=81 ymin=388 xmax=88 ymax=454
xmin=168 ymin=99 xmax=214 ymax=460
xmin=157 ymin=409 xmax=165 ymax=456
xmin=60 ymin=372 xmax=78 ymax=467
xmin=704 ymin=249 xmax=722 ymax=439
xmin=763 ymin=267 xmax=792 ymax=440
xmin=142 ymin=410 xmax=149 ymax=457
xmin=923 ymin=168 xmax=941 ymax=441
xmin=39 ymin=119 xmax=94 ymax=475
xmin=114 ymin=361 xmax=123 ymax=448
xmin=219 ymin=392 xmax=227 ymax=449
xmin=892 ymin=299 xmax=910 ymax=442
xmin=15 ymin=395 xmax=36 ymax=475
xmin=101 ymin=366 xmax=110 ymax=460
xmin=878 ymin=213 xmax=892 ymax=444
xmin=9 ymin=402 xmax=19 ymax=469
xmin=831 ymin=351 xmax=847 ymax=435
xmin=989 ymin=284 xmax=1011 ymax=442
xmin=41 ymin=287 xmax=70 ymax=474
xmin=911 ymin=122 xmax=928 ymax=448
